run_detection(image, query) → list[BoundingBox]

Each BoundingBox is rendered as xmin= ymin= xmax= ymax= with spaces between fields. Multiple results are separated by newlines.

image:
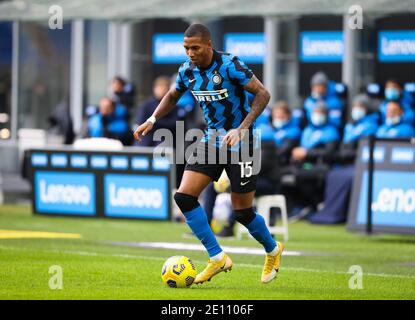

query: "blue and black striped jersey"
xmin=175 ymin=50 xmax=255 ymax=146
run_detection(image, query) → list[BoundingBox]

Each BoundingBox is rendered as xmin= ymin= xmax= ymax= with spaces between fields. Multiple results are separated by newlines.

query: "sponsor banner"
xmin=31 ymin=153 xmax=48 ymax=167
xmin=153 ymin=33 xmax=186 ymax=64
xmin=104 ymin=174 xmax=169 ymax=219
xmin=300 ymin=31 xmax=344 ymax=62
xmin=71 ymin=155 xmax=88 ymax=168
xmin=361 ymin=146 xmax=385 ymax=163
xmin=35 ymin=171 xmax=96 ymax=215
xmin=131 ymin=156 xmax=150 ymax=171
xmin=378 ymin=30 xmax=415 ymax=62
xmin=391 ymin=147 xmax=414 ymax=164
xmin=357 ymin=171 xmax=415 ymax=227
xmin=224 ymin=33 xmax=265 ymax=64
xmin=91 ymin=155 xmax=108 ymax=169
xmin=191 ymin=89 xmax=229 ymax=103
xmin=152 ymin=157 xmax=171 ymax=171
xmin=111 ymin=156 xmax=129 ymax=170
xmin=51 ymin=154 xmax=68 ymax=168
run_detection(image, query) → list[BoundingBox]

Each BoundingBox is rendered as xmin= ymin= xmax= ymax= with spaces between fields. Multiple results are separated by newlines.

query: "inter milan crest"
xmin=212 ymin=73 xmax=222 ymax=85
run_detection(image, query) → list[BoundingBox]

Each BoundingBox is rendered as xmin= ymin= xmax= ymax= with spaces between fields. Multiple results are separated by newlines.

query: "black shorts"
xmin=184 ymin=140 xmax=260 ymax=193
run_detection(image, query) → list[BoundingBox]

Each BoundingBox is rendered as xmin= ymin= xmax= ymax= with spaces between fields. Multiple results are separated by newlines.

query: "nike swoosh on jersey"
xmin=240 ymin=181 xmax=250 ymax=186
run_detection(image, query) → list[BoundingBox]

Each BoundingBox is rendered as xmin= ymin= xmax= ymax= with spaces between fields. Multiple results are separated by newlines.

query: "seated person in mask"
xmin=292 ymin=101 xmax=340 ymax=164
xmin=336 ymin=94 xmax=379 ymax=164
xmin=379 ymin=79 xmax=414 ymax=125
xmin=87 ymin=97 xmax=131 ymax=145
xmin=376 ymin=101 xmax=415 ymax=138
xmin=289 ymin=102 xmax=340 ymax=212
xmin=270 ymin=101 xmax=302 ymax=166
xmin=257 ymin=101 xmax=302 ymax=195
xmin=310 ymin=94 xmax=379 ymax=224
xmin=303 ymin=72 xmax=344 ymax=129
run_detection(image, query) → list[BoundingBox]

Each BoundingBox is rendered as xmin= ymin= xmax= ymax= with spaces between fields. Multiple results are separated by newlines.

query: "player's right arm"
xmin=133 ymin=87 xmax=183 ymax=142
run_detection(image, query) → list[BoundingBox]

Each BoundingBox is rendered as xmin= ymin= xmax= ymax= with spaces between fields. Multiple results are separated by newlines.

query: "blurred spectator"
xmin=47 ymin=98 xmax=75 ymax=144
xmin=170 ymin=73 xmax=198 ymax=123
xmin=376 ymin=101 xmax=415 ymax=138
xmin=303 ymin=71 xmax=344 ymax=128
xmin=269 ymin=101 xmax=302 ymax=166
xmin=336 ymin=94 xmax=379 ymax=163
xmin=288 ymin=102 xmax=340 ymax=213
xmin=87 ymin=97 xmax=131 ymax=145
xmin=379 ymin=79 xmax=415 ymax=125
xmin=292 ymin=101 xmax=339 ymax=164
xmin=310 ymin=94 xmax=379 ymax=224
xmin=135 ymin=76 xmax=179 ymax=147
xmin=110 ymin=76 xmax=135 ymax=111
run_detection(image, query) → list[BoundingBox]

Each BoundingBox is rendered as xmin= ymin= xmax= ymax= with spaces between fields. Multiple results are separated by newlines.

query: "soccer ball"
xmin=161 ymin=255 xmax=197 ymax=288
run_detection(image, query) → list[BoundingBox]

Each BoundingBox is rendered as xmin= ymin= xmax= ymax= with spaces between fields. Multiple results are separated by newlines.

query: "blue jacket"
xmin=88 ymin=104 xmax=129 ymax=138
xmin=273 ymin=120 xmax=302 ymax=146
xmin=301 ymin=123 xmax=340 ymax=150
xmin=257 ymin=122 xmax=275 ymax=141
xmin=303 ymin=95 xmax=344 ymax=128
xmin=379 ymin=98 xmax=415 ymax=125
xmin=376 ymin=121 xmax=415 ymax=139
xmin=343 ymin=116 xmax=378 ymax=144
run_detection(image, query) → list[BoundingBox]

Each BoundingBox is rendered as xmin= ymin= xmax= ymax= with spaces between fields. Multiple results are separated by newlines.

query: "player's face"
xmin=183 ymin=36 xmax=212 ymax=67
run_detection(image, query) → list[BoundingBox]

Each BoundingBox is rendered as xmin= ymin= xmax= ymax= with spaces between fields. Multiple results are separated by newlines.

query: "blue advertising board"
xmin=300 ymin=31 xmax=344 ymax=63
xmin=104 ymin=174 xmax=169 ymax=219
xmin=356 ymin=171 xmax=415 ymax=228
xmin=378 ymin=30 xmax=415 ymax=62
xmin=35 ymin=171 xmax=96 ymax=216
xmin=153 ymin=33 xmax=186 ymax=64
xmin=348 ymin=138 xmax=415 ymax=234
xmin=224 ymin=33 xmax=265 ymax=63
xmin=29 ymin=148 xmax=174 ymax=221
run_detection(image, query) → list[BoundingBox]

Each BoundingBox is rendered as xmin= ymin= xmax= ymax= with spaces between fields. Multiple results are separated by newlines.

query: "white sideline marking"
xmin=1 ymin=245 xmax=415 ymax=280
xmin=108 ymin=241 xmax=302 ymax=256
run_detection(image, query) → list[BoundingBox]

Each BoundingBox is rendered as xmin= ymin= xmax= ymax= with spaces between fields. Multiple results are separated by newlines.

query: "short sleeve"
xmin=175 ymin=70 xmax=187 ymax=93
xmin=228 ymin=56 xmax=253 ymax=86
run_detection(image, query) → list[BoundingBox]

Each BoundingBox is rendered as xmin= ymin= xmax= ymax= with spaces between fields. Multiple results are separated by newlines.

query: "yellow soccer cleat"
xmin=194 ymin=253 xmax=233 ymax=284
xmin=261 ymin=241 xmax=285 ymax=284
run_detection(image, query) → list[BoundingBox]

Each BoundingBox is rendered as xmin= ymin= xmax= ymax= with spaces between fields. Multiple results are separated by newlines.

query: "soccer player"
xmin=133 ymin=23 xmax=284 ymax=284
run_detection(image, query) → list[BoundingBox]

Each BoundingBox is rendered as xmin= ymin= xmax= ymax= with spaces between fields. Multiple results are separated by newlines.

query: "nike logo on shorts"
xmin=240 ymin=181 xmax=250 ymax=186
xmin=189 ymin=78 xmax=196 ymax=83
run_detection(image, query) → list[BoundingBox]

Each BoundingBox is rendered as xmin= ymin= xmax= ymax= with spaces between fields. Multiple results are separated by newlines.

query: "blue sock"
xmin=183 ymin=205 xmax=222 ymax=258
xmin=246 ymin=213 xmax=277 ymax=253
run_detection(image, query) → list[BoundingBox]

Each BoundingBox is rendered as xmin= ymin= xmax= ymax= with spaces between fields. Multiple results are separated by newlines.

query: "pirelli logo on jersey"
xmin=191 ymin=89 xmax=229 ymax=102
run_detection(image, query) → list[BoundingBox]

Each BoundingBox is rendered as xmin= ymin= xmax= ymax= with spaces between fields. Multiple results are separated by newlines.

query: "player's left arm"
xmin=222 ymin=75 xmax=270 ymax=147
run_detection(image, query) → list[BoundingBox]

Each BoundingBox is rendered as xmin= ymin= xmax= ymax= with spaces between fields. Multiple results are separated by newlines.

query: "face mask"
xmin=351 ymin=107 xmax=366 ymax=122
xmin=311 ymin=113 xmax=326 ymax=127
xmin=311 ymin=91 xmax=323 ymax=100
xmin=272 ymin=119 xmax=288 ymax=129
xmin=385 ymin=88 xmax=400 ymax=101
xmin=386 ymin=116 xmax=401 ymax=126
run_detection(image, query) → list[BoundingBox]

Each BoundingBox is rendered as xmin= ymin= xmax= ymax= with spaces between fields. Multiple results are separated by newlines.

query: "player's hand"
xmin=221 ymin=128 xmax=246 ymax=148
xmin=133 ymin=121 xmax=154 ymax=142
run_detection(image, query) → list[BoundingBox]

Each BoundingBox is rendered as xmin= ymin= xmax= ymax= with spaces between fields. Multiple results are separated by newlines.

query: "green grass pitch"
xmin=0 ymin=204 xmax=415 ymax=300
